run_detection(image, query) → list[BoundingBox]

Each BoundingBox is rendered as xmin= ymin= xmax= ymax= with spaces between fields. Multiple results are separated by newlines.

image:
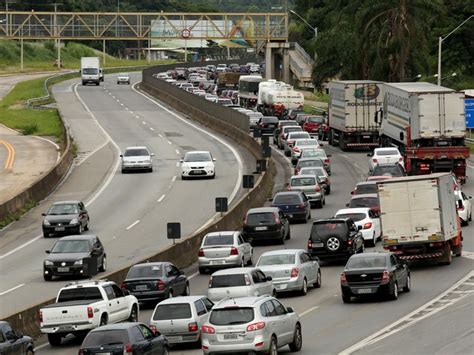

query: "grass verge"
xmin=0 ymin=201 xmax=37 ymax=229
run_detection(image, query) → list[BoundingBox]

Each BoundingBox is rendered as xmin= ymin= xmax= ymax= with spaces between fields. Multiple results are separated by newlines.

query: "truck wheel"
xmin=439 ymin=243 xmax=452 ymax=265
xmin=339 ymin=132 xmax=346 ymax=151
xmin=453 ymin=244 xmax=462 ymax=257
xmin=47 ymin=333 xmax=62 ymax=347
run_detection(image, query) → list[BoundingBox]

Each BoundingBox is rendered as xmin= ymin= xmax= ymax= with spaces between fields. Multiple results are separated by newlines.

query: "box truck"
xmin=81 ymin=57 xmax=101 ymax=86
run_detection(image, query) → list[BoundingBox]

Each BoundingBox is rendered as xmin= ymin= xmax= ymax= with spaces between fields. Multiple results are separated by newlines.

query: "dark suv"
xmin=307 ymin=218 xmax=364 ymax=260
xmin=242 ymin=207 xmax=290 ymax=244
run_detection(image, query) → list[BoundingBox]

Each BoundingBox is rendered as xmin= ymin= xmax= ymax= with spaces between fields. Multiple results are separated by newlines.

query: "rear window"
xmin=301 ymin=150 xmax=325 ymax=158
xmin=291 ymin=177 xmax=316 ymax=186
xmin=376 ymin=149 xmax=399 ymax=156
xmin=209 ymin=308 xmax=254 ymax=325
xmin=273 ymin=194 xmax=301 ymax=205
xmin=373 ymin=165 xmax=404 ymax=176
xmin=297 ymin=140 xmax=318 ymax=146
xmin=82 ymin=329 xmax=129 ymax=347
xmin=346 ymin=256 xmax=387 ymax=269
xmin=57 ymin=287 xmax=103 ymax=303
xmin=258 ymin=254 xmax=295 ymax=266
xmin=289 ymin=133 xmax=309 ymax=139
xmin=153 ymin=304 xmax=192 ymax=320
xmin=335 ymin=213 xmax=366 ymax=222
xmin=247 ymin=212 xmax=275 ymax=224
xmin=126 ymin=265 xmax=162 ymax=279
xmin=311 ymin=222 xmax=348 ymax=240
xmin=307 ymin=116 xmax=324 ymax=123
xmin=284 ymin=127 xmax=302 ymax=133
xmin=203 ymin=235 xmax=234 ymax=246
xmin=349 ymin=197 xmax=378 ymax=208
xmin=299 ymin=160 xmax=323 ymax=169
xmin=355 ymin=184 xmax=377 ymax=194
xmin=262 ymin=117 xmax=278 ymax=123
xmin=211 ymin=274 xmax=246 ymax=288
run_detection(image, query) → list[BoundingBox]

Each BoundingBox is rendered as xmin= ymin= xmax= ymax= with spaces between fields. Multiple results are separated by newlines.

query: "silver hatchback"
xmin=288 ymin=174 xmax=325 ymax=208
xmin=201 ymin=296 xmax=302 ymax=354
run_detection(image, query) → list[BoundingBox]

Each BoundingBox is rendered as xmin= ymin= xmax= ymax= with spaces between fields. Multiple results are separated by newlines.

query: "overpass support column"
xmin=265 ymin=42 xmax=291 ymax=81
xmin=265 ymin=44 xmax=274 ymax=79
xmin=282 ymin=48 xmax=290 ymax=84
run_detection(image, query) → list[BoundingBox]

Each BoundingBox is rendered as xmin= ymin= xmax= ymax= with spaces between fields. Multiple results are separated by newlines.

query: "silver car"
xmin=201 ymin=296 xmax=302 ymax=354
xmin=290 ymin=138 xmax=321 ymax=164
xmin=149 ymin=295 xmax=214 ymax=345
xmin=257 ymin=249 xmax=321 ymax=295
xmin=300 ymin=148 xmax=331 ymax=174
xmin=284 ymin=131 xmax=311 ymax=156
xmin=120 ymin=146 xmax=154 ymax=173
xmin=198 ymin=231 xmax=253 ymax=274
xmin=288 ymin=174 xmax=325 ymax=208
xmin=207 ymin=268 xmax=276 ymax=302
xmin=117 ymin=73 xmax=130 ymax=84
xmin=299 ymin=166 xmax=331 ymax=194
xmin=246 ymin=112 xmax=264 ymax=129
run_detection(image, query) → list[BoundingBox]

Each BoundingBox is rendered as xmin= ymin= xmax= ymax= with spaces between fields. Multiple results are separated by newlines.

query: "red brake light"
xmin=156 ymin=280 xmax=165 ymax=290
xmin=315 ymin=185 xmax=321 ymax=192
xmin=399 ymin=157 xmax=403 ymax=162
xmin=274 ymin=212 xmax=280 ymax=224
xmin=78 ymin=350 xmax=84 ymax=355
xmin=39 ymin=310 xmax=43 ymax=323
xmin=381 ymin=270 xmax=390 ymax=284
xmin=198 ymin=249 xmax=204 ymax=257
xmin=246 ymin=321 xmax=265 ymax=331
xmin=202 ymin=325 xmax=215 ymax=334
xmin=290 ymin=267 xmax=299 ymax=278
xmin=298 ymin=203 xmax=305 ymax=209
xmin=307 ymin=240 xmax=312 ymax=249
xmin=124 ymin=342 xmax=133 ymax=354
xmin=363 ymin=222 xmax=373 ymax=229
xmin=293 ymin=147 xmax=300 ymax=152
xmin=188 ymin=322 xmax=198 ymax=332
xmin=230 ymin=247 xmax=239 ymax=256
xmin=340 ymin=272 xmax=347 ymax=284
xmin=324 ymin=159 xmax=329 ymax=164
xmin=373 ymin=159 xmax=378 ymax=163
xmin=120 ymin=282 xmax=126 ymax=290
xmin=87 ymin=306 xmax=93 ymax=319
xmin=458 ymin=206 xmax=464 ymax=211
xmin=287 ymin=185 xmax=292 ymax=191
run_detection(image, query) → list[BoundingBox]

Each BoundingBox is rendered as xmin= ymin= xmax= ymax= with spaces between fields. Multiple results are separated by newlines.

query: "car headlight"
xmin=70 ymin=218 xmax=78 ymax=225
xmin=44 ymin=260 xmax=53 ymax=266
xmin=43 ymin=219 xmax=50 ymax=226
xmin=73 ymin=259 xmax=83 ymax=266
xmin=144 ymin=159 xmax=151 ymax=163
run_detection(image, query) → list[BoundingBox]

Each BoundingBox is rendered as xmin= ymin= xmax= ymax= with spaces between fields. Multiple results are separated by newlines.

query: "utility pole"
xmin=52 ymin=3 xmax=61 ymax=70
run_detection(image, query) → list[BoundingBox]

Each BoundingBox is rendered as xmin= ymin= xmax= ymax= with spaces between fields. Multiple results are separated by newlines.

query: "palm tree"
xmin=357 ymin=0 xmax=440 ymax=81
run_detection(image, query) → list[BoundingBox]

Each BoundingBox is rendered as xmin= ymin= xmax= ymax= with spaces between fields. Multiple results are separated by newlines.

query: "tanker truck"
xmin=257 ymin=81 xmax=304 ymax=118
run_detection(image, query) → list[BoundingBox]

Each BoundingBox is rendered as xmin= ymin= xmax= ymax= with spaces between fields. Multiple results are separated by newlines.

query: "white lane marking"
xmin=339 ymin=270 xmax=474 ymax=355
xmin=175 ymin=149 xmax=180 ymax=155
xmin=129 ymin=111 xmax=134 ymax=114
xmin=300 ymin=305 xmax=319 ymax=317
xmin=188 ymin=271 xmax=199 ymax=280
xmin=120 ymin=103 xmax=124 ymax=106
xmin=135 ymin=115 xmax=140 ymax=119
xmin=150 ymin=127 xmax=155 ymax=131
xmin=176 ymin=161 xmax=180 ymax=167
xmin=158 ymin=134 xmax=163 ymax=138
xmin=0 ymin=237 xmax=41 ymax=260
xmin=125 ymin=107 xmax=129 ymax=111
xmin=33 ymin=136 xmax=61 ymax=163
xmin=0 ymin=283 xmax=25 ymax=296
xmin=171 ymin=175 xmax=177 ymax=182
xmin=111 ymin=95 xmax=115 ymax=99
xmin=132 ymin=82 xmax=243 ymax=232
xmin=142 ymin=121 xmax=147 ymax=125
xmin=167 ymin=140 xmax=172 ymax=145
xmin=157 ymin=194 xmax=166 ymax=203
xmin=126 ymin=220 xmax=140 ymax=230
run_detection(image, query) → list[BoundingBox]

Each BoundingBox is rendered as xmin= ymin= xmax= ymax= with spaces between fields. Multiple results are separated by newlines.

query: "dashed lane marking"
xmin=157 ymin=194 xmax=166 ymax=203
xmin=125 ymin=220 xmax=140 ymax=230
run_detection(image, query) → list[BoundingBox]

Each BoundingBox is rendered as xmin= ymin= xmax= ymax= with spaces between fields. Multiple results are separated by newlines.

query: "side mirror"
xmin=41 ymin=213 xmax=46 ymax=216
xmin=266 ymin=276 xmax=273 ymax=282
xmin=92 ymin=248 xmax=101 ymax=255
xmin=457 ymin=200 xmax=463 ymax=209
xmin=327 ymin=154 xmax=332 ymax=157
xmin=179 ymin=159 xmax=184 ymax=163
xmin=345 ymin=203 xmax=350 ymax=207
xmin=45 ymin=250 xmax=50 ymax=254
xmin=150 ymin=153 xmax=155 ymax=157
xmin=319 ymin=143 xmax=324 ymax=147
xmin=123 ymin=289 xmax=130 ymax=296
xmin=367 ymin=153 xmax=372 ymax=157
xmin=469 ymin=196 xmax=472 ymax=199
xmin=149 ymin=325 xmax=160 ymax=336
xmin=213 ymin=158 xmax=217 ymax=162
xmin=286 ymin=307 xmax=294 ymax=313
xmin=16 ymin=332 xmax=23 ymax=339
xmin=358 ymin=225 xmax=363 ymax=231
xmin=119 ymin=154 xmax=123 ymax=158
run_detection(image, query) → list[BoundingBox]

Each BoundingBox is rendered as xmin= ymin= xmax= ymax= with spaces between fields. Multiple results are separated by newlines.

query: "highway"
xmin=31 ymin=76 xmax=474 ymax=354
xmin=0 ymin=72 xmax=251 ymax=319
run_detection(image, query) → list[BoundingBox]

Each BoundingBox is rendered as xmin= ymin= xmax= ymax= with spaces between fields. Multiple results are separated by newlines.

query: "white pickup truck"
xmin=40 ymin=280 xmax=139 ymax=346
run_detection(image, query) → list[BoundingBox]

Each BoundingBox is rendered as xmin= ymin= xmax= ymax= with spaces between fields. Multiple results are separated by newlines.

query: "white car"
xmin=207 ymin=268 xmax=276 ymax=302
xmin=198 ymin=231 xmax=253 ymax=273
xmin=180 ymin=150 xmax=216 ymax=179
xmin=334 ymin=207 xmax=381 ymax=246
xmin=120 ymin=146 xmax=154 ymax=173
xmin=205 ymin=94 xmax=219 ymax=103
xmin=117 ymin=73 xmax=130 ymax=85
xmin=155 ymin=72 xmax=171 ymax=80
xmin=368 ymin=147 xmax=404 ymax=171
xmin=284 ymin=131 xmax=311 ymax=156
xmin=290 ymin=138 xmax=320 ymax=163
xmin=455 ymin=189 xmax=472 ymax=225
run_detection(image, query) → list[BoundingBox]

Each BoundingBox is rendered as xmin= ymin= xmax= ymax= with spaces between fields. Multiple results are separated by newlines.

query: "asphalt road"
xmin=34 ymin=130 xmax=474 ymax=354
xmin=0 ymin=73 xmax=251 ymax=318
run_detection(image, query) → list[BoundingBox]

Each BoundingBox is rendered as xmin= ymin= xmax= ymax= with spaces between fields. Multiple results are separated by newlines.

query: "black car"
xmin=271 ymin=191 xmax=311 ymax=223
xmin=307 ymin=218 xmax=364 ymax=260
xmin=43 ymin=235 xmax=106 ymax=281
xmin=121 ymin=262 xmax=189 ymax=303
xmin=351 ymin=181 xmax=377 ymax=195
xmin=242 ymin=207 xmax=291 ymax=245
xmin=340 ymin=252 xmax=411 ymax=303
xmin=370 ymin=163 xmax=406 ymax=177
xmin=42 ymin=200 xmax=90 ymax=238
xmin=0 ymin=321 xmax=34 ymax=355
xmin=257 ymin=116 xmax=279 ymax=135
xmin=80 ymin=322 xmax=169 ymax=355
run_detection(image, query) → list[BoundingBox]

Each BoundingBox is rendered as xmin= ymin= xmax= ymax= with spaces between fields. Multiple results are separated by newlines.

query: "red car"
xmin=302 ymin=115 xmax=325 ymax=136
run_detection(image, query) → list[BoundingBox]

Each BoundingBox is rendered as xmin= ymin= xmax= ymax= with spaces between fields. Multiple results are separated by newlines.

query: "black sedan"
xmin=242 ymin=207 xmax=291 ymax=245
xmin=42 ymin=200 xmax=90 ymax=238
xmin=257 ymin=116 xmax=279 ymax=135
xmin=340 ymin=252 xmax=411 ymax=303
xmin=121 ymin=262 xmax=189 ymax=303
xmin=0 ymin=321 xmax=34 ymax=355
xmin=43 ymin=235 xmax=106 ymax=281
xmin=79 ymin=323 xmax=169 ymax=355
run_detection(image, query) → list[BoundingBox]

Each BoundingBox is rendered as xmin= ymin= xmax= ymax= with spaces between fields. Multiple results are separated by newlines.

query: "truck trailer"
xmin=328 ymin=80 xmax=383 ymax=150
xmin=377 ymin=173 xmax=462 ymax=265
xmin=378 ymin=82 xmax=469 ymax=183
xmin=81 ymin=57 xmax=101 ymax=86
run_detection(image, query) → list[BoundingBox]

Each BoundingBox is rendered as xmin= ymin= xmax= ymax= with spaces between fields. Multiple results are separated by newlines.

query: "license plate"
xmin=276 ymin=284 xmax=287 ymax=290
xmin=287 ymin=214 xmax=293 ymax=218
xmin=224 ymin=333 xmax=238 ymax=340
xmin=166 ymin=335 xmax=183 ymax=342
xmin=58 ymin=325 xmax=74 ymax=332
xmin=55 ymin=227 xmax=65 ymax=231
xmin=357 ymin=288 xmax=372 ymax=294
xmin=255 ymin=226 xmax=268 ymax=231
xmin=135 ymin=285 xmax=149 ymax=291
xmin=363 ymin=135 xmax=370 ymax=138
xmin=313 ymin=242 xmax=324 ymax=248
xmin=57 ymin=267 xmax=69 ymax=272
xmin=210 ymin=260 xmax=225 ymax=265
xmin=190 ymin=170 xmax=204 ymax=175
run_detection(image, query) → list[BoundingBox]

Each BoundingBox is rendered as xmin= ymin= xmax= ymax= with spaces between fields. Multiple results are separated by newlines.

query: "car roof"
xmin=374 ymin=147 xmax=399 ymax=152
xmin=125 ymin=146 xmax=148 ymax=150
xmin=349 ymin=252 xmax=390 ymax=259
xmin=131 ymin=262 xmax=170 ymax=268
xmin=57 ymin=234 xmax=97 ymax=241
xmin=215 ymin=296 xmax=270 ymax=308
xmin=335 ymin=208 xmax=371 ymax=215
xmin=298 ymin=157 xmax=324 ymax=163
xmin=51 ymin=200 xmax=81 ymax=205
xmin=204 ymin=231 xmax=238 ymax=237
xmin=156 ymin=295 xmax=208 ymax=305
xmin=247 ymin=207 xmax=279 ymax=214
xmin=260 ymin=249 xmax=305 ymax=256
xmin=351 ymin=193 xmax=378 ymax=199
xmin=274 ymin=191 xmax=303 ymax=196
xmin=291 ymin=174 xmax=316 ymax=179
xmin=185 ymin=150 xmax=211 ymax=154
xmin=313 ymin=218 xmax=349 ymax=224
xmin=90 ymin=322 xmax=143 ymax=332
xmin=211 ymin=267 xmax=259 ymax=276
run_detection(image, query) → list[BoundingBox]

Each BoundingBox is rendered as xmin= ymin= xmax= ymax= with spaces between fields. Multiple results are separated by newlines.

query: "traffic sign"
xmin=465 ymin=98 xmax=474 ymax=128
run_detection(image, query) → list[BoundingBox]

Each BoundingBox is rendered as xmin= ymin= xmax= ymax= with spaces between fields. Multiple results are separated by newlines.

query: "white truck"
xmin=81 ymin=57 xmax=102 ymax=86
xmin=40 ymin=280 xmax=139 ymax=346
xmin=377 ymin=173 xmax=462 ymax=265
xmin=257 ymin=81 xmax=304 ymax=118
xmin=328 ymin=80 xmax=383 ymax=150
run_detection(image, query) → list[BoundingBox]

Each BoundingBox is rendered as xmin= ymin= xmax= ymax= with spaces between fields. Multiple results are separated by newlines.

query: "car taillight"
xmin=120 ymin=282 xmax=127 ymax=290
xmin=307 ymin=240 xmax=312 ymax=249
xmin=288 ymin=140 xmax=294 ymax=146
xmin=315 ymin=185 xmax=321 ymax=192
xmin=124 ymin=342 xmax=133 ymax=354
xmin=87 ymin=306 xmax=93 ymax=319
xmin=274 ymin=212 xmax=280 ymax=224
xmin=287 ymin=185 xmax=292 ymax=191
xmin=399 ymin=157 xmax=403 ymax=162
xmin=245 ymin=274 xmax=251 ymax=285
xmin=458 ymin=206 xmax=464 ymax=211
xmin=298 ymin=203 xmax=305 ymax=209
xmin=246 ymin=321 xmax=265 ymax=331
xmin=202 ymin=325 xmax=215 ymax=334
xmin=290 ymin=267 xmax=299 ymax=278
xmin=230 ymin=247 xmax=239 ymax=256
xmin=198 ymin=249 xmax=204 ymax=257
xmin=340 ymin=272 xmax=348 ymax=285
xmin=39 ymin=310 xmax=43 ymax=323
xmin=156 ymin=280 xmax=165 ymax=290
xmin=295 ymin=168 xmax=300 ymax=174
xmin=372 ymin=158 xmax=378 ymax=163
xmin=188 ymin=322 xmax=198 ymax=332
xmin=324 ymin=159 xmax=330 ymax=164
xmin=293 ymin=147 xmax=300 ymax=152
xmin=381 ymin=270 xmax=390 ymax=284
xmin=78 ymin=350 xmax=84 ymax=355
xmin=363 ymin=222 xmax=372 ymax=229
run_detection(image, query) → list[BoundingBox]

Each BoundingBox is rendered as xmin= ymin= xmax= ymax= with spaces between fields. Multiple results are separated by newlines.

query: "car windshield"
xmin=51 ymin=240 xmax=90 ymax=253
xmin=307 ymin=116 xmax=324 ymax=123
xmin=311 ymin=222 xmax=348 ymax=239
xmin=210 ymin=274 xmax=246 ymax=288
xmin=373 ymin=165 xmax=404 ymax=176
xmin=153 ymin=304 xmax=192 ymax=320
xmin=82 ymin=330 xmax=129 ymax=347
xmin=335 ymin=213 xmax=367 ymax=222
xmin=203 ymin=235 xmax=234 ymax=246
xmin=301 ymin=150 xmax=326 ymax=158
xmin=346 ymin=256 xmax=387 ymax=269
xmin=273 ymin=194 xmax=301 ymax=205
xmin=349 ymin=197 xmax=378 ymax=208
xmin=291 ymin=177 xmax=316 ymax=186
xmin=210 ymin=308 xmax=254 ymax=325
xmin=355 ymin=184 xmax=377 ymax=194
xmin=126 ymin=265 xmax=162 ymax=279
xmin=376 ymin=149 xmax=399 ymax=156
xmin=298 ymin=160 xmax=324 ymax=169
xmin=258 ymin=254 xmax=295 ymax=266
xmin=119 ymin=73 xmax=129 ymax=77
xmin=184 ymin=152 xmax=212 ymax=162
xmin=82 ymin=68 xmax=98 ymax=75
xmin=124 ymin=149 xmax=149 ymax=157
xmin=57 ymin=287 xmax=103 ymax=303
xmin=47 ymin=204 xmax=78 ymax=215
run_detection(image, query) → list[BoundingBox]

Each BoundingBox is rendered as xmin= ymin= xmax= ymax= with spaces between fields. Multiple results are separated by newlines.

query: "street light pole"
xmin=437 ymin=15 xmax=473 ymax=86
xmin=289 ymin=10 xmax=317 ymax=38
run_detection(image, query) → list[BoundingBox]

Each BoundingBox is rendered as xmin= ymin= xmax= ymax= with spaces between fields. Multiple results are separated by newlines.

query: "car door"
xmin=261 ymin=301 xmax=282 ymax=340
xmin=272 ymin=299 xmax=294 ymax=345
xmin=110 ymin=284 xmax=129 ymax=321
xmin=0 ymin=324 xmax=21 ymax=355
xmin=237 ymin=234 xmax=250 ymax=262
xmin=194 ymin=299 xmax=209 ymax=328
xmin=103 ymin=285 xmax=121 ymax=323
xmin=129 ymin=325 xmax=152 ymax=354
xmin=92 ymin=237 xmax=105 ymax=267
xmin=166 ymin=264 xmax=186 ymax=295
xmin=279 ymin=211 xmax=288 ymax=236
xmin=256 ymin=270 xmax=272 ymax=295
xmin=78 ymin=202 xmax=88 ymax=227
xmin=300 ymin=252 xmax=315 ymax=284
xmin=392 ymin=255 xmax=407 ymax=287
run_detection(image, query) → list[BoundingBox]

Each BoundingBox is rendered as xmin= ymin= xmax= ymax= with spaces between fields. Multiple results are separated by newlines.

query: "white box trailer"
xmin=328 ymin=80 xmax=383 ymax=150
xmin=81 ymin=57 xmax=101 ymax=86
xmin=377 ymin=173 xmax=462 ymax=264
